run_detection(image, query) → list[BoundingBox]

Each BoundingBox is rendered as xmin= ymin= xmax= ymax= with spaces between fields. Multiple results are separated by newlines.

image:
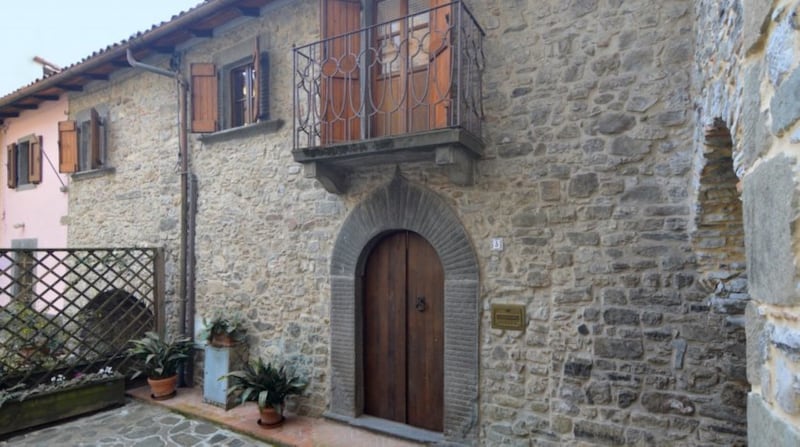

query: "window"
xmin=58 ymin=108 xmax=106 ymax=173
xmin=10 ymin=239 xmax=37 ymax=302
xmin=230 ymin=61 xmax=257 ymax=127
xmin=190 ymin=47 xmax=270 ymax=133
xmin=6 ymin=135 xmax=42 ymax=189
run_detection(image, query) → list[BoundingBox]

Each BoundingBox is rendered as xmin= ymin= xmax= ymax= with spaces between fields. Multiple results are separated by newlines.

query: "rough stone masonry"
xmin=59 ymin=0 xmax=800 ymax=444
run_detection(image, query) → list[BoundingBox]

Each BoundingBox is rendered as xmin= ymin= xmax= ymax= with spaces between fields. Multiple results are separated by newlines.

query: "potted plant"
xmin=198 ymin=312 xmax=247 ymax=347
xmin=0 ymin=367 xmax=125 ymax=436
xmin=224 ymin=357 xmax=307 ymax=427
xmin=128 ymin=331 xmax=193 ymax=400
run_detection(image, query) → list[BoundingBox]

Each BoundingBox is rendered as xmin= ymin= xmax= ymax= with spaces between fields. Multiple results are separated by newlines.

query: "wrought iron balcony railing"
xmin=293 ymin=0 xmax=484 ymax=150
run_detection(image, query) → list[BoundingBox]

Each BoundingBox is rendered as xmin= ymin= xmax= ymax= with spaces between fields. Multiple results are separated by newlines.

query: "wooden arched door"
xmin=362 ymin=231 xmax=444 ymax=431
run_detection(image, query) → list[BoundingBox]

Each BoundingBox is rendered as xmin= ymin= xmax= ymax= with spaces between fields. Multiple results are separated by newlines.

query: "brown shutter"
xmin=7 ymin=143 xmax=17 ymax=188
xmin=191 ymin=63 xmax=218 ymax=133
xmin=257 ymin=51 xmax=270 ymax=122
xmin=321 ymin=0 xmax=362 ymax=145
xmin=58 ymin=120 xmax=78 ymax=173
xmin=29 ymin=136 xmax=42 ymax=184
xmin=90 ymin=108 xmax=101 ymax=169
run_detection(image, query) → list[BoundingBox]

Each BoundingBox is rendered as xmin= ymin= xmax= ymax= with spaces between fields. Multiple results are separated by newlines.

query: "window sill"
xmin=13 ymin=184 xmax=36 ymax=192
xmin=71 ymin=167 xmax=116 ymax=181
xmin=197 ymin=119 xmax=284 ymax=144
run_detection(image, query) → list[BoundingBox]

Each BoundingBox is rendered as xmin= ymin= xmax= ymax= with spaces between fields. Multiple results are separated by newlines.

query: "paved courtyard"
xmin=0 ymin=398 xmax=271 ymax=446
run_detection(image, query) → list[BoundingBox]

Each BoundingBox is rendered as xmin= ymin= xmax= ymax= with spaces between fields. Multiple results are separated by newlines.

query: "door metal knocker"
xmin=415 ymin=296 xmax=427 ymax=312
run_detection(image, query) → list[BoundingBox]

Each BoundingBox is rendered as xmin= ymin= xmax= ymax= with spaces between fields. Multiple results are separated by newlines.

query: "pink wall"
xmin=0 ymin=97 xmax=69 ymax=249
xmin=0 ymin=98 xmax=69 ymax=307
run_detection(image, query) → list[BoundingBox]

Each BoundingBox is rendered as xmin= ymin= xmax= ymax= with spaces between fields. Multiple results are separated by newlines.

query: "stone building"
xmin=1 ymin=0 xmax=800 ymax=445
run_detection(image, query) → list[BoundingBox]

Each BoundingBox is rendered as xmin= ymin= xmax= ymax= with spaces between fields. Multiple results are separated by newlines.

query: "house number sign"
xmin=491 ymin=304 xmax=526 ymax=331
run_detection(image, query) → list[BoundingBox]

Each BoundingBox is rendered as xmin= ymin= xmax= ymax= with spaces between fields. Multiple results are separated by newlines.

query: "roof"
xmin=0 ymin=0 xmax=274 ymax=125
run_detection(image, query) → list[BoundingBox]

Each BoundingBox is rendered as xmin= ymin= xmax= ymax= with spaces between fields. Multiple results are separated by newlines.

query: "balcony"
xmin=292 ymin=0 xmax=484 ymax=193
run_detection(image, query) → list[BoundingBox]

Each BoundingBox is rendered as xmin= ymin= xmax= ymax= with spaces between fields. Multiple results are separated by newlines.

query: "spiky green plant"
xmin=127 ymin=331 xmax=193 ymax=379
xmin=224 ymin=357 xmax=307 ymax=412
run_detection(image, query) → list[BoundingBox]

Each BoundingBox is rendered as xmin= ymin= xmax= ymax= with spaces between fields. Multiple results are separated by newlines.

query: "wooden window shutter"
xmin=191 ymin=63 xmax=218 ymax=133
xmin=321 ymin=0 xmax=362 ymax=144
xmin=90 ymin=108 xmax=102 ymax=169
xmin=7 ymin=144 xmax=17 ymax=188
xmin=257 ymin=51 xmax=270 ymax=121
xmin=58 ymin=120 xmax=78 ymax=173
xmin=29 ymin=136 xmax=42 ymax=184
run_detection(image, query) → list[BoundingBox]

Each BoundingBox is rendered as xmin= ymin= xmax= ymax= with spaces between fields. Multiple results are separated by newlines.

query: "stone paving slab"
xmin=0 ymin=398 xmax=272 ymax=446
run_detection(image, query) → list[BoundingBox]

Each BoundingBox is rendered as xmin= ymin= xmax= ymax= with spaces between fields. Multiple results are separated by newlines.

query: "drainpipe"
xmin=127 ymin=48 xmax=195 ymax=386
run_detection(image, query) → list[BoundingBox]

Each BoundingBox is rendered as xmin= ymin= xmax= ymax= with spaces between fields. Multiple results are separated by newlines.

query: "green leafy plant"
xmin=198 ymin=311 xmax=247 ymax=345
xmin=127 ymin=331 xmax=193 ymax=379
xmin=224 ymin=357 xmax=307 ymax=412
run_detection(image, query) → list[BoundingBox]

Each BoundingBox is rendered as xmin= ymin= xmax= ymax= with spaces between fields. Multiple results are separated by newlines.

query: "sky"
xmin=0 ymin=0 xmax=203 ymax=97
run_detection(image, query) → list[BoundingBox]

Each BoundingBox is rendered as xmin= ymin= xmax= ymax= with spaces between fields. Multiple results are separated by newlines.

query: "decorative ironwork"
xmin=294 ymin=0 xmax=484 ymax=149
xmin=0 ymin=248 xmax=163 ymax=389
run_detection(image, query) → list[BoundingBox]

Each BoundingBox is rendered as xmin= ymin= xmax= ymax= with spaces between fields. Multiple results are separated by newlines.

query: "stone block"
xmin=568 ymin=173 xmax=599 ymax=198
xmin=748 ymin=392 xmax=800 ymax=446
xmin=596 ymin=113 xmax=635 ymax=135
xmin=564 ymin=358 xmax=593 ymax=379
xmin=573 ymin=420 xmax=624 ymax=445
xmin=641 ymin=391 xmax=695 ymax=415
xmin=617 ymin=389 xmax=638 ymax=408
xmin=610 ymin=136 xmax=650 ymax=157
xmin=620 ymin=185 xmax=664 ymax=203
xmin=595 ymin=338 xmax=643 ymax=360
xmin=774 ymin=357 xmax=800 ymax=415
xmin=771 ymin=67 xmax=800 ymax=135
xmin=742 ymin=0 xmax=774 ymax=53
xmin=767 ymin=15 xmax=796 ymax=86
xmin=740 ymin=62 xmax=771 ymax=172
xmin=747 ymin=302 xmax=768 ymax=385
xmin=743 ymin=154 xmax=798 ymax=305
xmin=602 ymin=308 xmax=639 ymax=325
xmin=540 ymin=180 xmax=561 ymax=201
xmin=586 ymin=381 xmax=611 ymax=404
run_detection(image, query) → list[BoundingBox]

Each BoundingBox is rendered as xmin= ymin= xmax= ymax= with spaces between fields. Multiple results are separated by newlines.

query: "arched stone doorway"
xmin=327 ymin=175 xmax=479 ymax=443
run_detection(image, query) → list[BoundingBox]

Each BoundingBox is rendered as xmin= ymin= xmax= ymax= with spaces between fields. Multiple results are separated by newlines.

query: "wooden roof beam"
xmin=150 ymin=45 xmax=175 ymax=54
xmin=0 ymin=112 xmax=20 ymax=118
xmin=83 ymin=73 xmax=110 ymax=81
xmin=14 ymin=104 xmax=38 ymax=110
xmin=32 ymin=94 xmax=59 ymax=101
xmin=237 ymin=7 xmax=260 ymax=17
xmin=57 ymin=84 xmax=83 ymax=92
xmin=190 ymin=28 xmax=213 ymax=38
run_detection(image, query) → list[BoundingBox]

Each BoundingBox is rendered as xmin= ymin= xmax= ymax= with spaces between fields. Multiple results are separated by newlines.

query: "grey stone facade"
xmin=57 ymin=0 xmax=800 ymax=445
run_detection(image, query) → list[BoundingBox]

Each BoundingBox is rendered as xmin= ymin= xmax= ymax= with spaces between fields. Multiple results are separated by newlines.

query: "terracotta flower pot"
xmin=211 ymin=333 xmax=236 ymax=347
xmin=148 ymin=375 xmax=178 ymax=400
xmin=258 ymin=405 xmax=284 ymax=428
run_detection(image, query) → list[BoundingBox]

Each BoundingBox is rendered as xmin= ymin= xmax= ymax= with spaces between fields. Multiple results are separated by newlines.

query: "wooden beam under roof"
xmin=150 ymin=45 xmax=175 ymax=54
xmin=14 ymin=104 xmax=38 ymax=110
xmin=32 ymin=94 xmax=59 ymax=101
xmin=237 ymin=7 xmax=261 ymax=17
xmin=190 ymin=28 xmax=213 ymax=38
xmin=0 ymin=112 xmax=20 ymax=118
xmin=83 ymin=73 xmax=110 ymax=81
xmin=56 ymin=84 xmax=83 ymax=92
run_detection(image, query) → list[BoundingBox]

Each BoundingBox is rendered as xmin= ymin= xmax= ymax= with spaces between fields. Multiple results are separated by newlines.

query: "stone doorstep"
xmin=127 ymin=386 xmax=423 ymax=447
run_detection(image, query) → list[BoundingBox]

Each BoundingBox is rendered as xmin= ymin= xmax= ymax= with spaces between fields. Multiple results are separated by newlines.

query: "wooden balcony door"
xmin=362 ymin=231 xmax=444 ymax=432
xmin=371 ymin=0 xmax=452 ymax=138
xmin=321 ymin=0 xmax=452 ymax=145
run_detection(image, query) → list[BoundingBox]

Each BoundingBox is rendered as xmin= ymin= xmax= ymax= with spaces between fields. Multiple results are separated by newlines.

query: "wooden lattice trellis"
xmin=0 ymin=248 xmax=163 ymax=389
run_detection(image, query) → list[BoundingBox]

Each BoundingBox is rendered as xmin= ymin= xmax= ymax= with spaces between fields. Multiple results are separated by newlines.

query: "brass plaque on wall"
xmin=491 ymin=304 xmax=526 ymax=331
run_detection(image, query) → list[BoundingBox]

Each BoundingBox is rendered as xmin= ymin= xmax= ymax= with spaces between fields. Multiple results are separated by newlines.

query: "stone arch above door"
xmin=328 ymin=175 xmax=479 ymax=444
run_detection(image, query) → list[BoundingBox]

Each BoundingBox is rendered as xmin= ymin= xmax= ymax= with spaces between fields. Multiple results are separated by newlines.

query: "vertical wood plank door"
xmin=363 ymin=231 xmax=444 ymax=432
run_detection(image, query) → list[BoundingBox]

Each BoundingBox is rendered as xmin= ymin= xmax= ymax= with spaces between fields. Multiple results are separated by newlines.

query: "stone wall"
xmin=63 ymin=0 xmax=756 ymax=444
xmin=730 ymin=1 xmax=800 ymax=445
